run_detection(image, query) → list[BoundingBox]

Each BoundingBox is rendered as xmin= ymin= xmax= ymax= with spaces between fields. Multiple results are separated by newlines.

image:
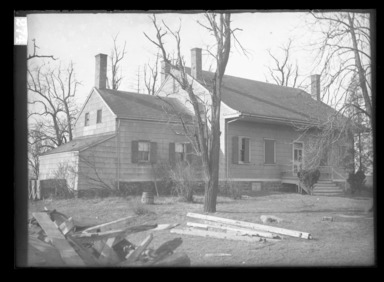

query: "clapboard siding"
xmin=226 ymin=120 xmax=304 ymax=179
xmin=117 ymin=119 xmax=190 ymax=181
xmin=73 ymin=89 xmax=116 ymax=138
xmin=78 ymin=136 xmax=117 ymax=190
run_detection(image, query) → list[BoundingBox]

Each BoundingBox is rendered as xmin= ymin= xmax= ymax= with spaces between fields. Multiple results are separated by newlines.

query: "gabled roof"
xmin=184 ymin=67 xmax=340 ymax=124
xmin=95 ymin=88 xmax=194 ymax=122
xmin=41 ymin=133 xmax=116 ymax=156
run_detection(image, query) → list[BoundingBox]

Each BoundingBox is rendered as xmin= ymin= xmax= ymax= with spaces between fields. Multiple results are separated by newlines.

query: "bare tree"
xmin=108 ymin=33 xmax=127 ymax=90
xmin=143 ymin=52 xmax=160 ymax=95
xmin=265 ymin=38 xmax=303 ymax=88
xmin=144 ymin=13 xmax=242 ymax=212
xmin=309 ymin=11 xmax=372 ymax=126
xmin=28 ymin=62 xmax=80 ymax=146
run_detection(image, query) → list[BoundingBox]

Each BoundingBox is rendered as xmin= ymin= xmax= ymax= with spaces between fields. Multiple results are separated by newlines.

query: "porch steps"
xmin=312 ymin=181 xmax=344 ymax=196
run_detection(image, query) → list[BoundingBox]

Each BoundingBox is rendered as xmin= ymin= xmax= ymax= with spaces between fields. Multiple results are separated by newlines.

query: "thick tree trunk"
xmin=348 ymin=13 xmax=372 ymax=123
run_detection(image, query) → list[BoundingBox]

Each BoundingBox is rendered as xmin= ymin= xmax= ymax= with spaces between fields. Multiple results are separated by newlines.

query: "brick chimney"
xmin=95 ymin=54 xmax=108 ymax=89
xmin=311 ymin=74 xmax=321 ymax=101
xmin=161 ymin=60 xmax=170 ymax=84
xmin=191 ymin=48 xmax=202 ymax=80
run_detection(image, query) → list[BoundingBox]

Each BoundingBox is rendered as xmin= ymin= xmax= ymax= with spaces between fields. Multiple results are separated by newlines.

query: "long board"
xmin=32 ymin=212 xmax=86 ymax=266
xmin=187 ymin=212 xmax=312 ymax=239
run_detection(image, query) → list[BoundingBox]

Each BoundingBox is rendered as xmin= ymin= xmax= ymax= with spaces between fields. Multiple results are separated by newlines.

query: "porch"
xmin=280 ymin=165 xmax=347 ymax=195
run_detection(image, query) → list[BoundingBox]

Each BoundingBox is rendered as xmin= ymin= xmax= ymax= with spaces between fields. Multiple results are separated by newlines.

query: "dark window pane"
xmin=265 ymin=140 xmax=275 ymax=164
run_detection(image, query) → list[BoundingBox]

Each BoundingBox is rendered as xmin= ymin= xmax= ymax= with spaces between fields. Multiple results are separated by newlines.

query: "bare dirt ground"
xmin=28 ymin=191 xmax=375 ymax=267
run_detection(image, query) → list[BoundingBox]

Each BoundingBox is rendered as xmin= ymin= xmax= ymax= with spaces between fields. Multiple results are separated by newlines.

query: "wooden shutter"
xmin=232 ymin=136 xmax=239 ymax=164
xmin=244 ymin=138 xmax=250 ymax=163
xmin=264 ymin=139 xmax=275 ymax=164
xmin=150 ymin=142 xmax=157 ymax=164
xmin=131 ymin=141 xmax=139 ymax=163
xmin=186 ymin=143 xmax=193 ymax=164
xmin=169 ymin=142 xmax=175 ymax=165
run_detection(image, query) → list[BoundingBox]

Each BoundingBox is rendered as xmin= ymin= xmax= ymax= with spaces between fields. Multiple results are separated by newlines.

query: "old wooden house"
xmin=39 ymin=50 xmax=352 ymax=196
xmin=156 ymin=48 xmax=352 ymax=195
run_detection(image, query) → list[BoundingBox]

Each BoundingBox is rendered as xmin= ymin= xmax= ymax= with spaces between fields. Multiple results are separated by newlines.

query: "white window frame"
xmin=138 ymin=141 xmax=151 ymax=163
xmin=264 ymin=138 xmax=276 ymax=165
xmin=175 ymin=142 xmax=187 ymax=162
xmin=292 ymin=141 xmax=304 ymax=173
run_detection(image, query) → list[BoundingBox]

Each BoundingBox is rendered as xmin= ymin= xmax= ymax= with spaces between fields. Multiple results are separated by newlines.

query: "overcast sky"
xmin=27 ymin=11 xmax=321 ymax=106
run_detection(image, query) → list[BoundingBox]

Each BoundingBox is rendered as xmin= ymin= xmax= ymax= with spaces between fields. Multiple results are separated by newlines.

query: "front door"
xmin=293 ymin=142 xmax=304 ymax=175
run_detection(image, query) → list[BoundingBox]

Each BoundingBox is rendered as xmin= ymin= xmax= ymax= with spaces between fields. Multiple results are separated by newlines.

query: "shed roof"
xmin=95 ymin=88 xmax=194 ymax=122
xmin=41 ymin=133 xmax=115 ymax=156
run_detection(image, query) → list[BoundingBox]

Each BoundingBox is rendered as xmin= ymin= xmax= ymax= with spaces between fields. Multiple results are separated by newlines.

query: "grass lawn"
xmin=28 ymin=191 xmax=375 ymax=267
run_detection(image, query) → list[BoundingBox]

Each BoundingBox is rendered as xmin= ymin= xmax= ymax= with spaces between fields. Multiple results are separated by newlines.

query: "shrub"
xmin=297 ymin=168 xmax=320 ymax=191
xmin=219 ymin=179 xmax=242 ymax=199
xmin=347 ymin=169 xmax=366 ymax=194
xmin=131 ymin=201 xmax=154 ymax=216
xmin=169 ymin=162 xmax=196 ymax=202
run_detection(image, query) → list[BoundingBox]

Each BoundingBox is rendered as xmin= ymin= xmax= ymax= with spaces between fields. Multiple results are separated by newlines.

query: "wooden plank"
xmin=122 ymin=234 xmax=153 ymax=265
xmin=28 ymin=235 xmax=67 ymax=267
xmin=187 ymin=212 xmax=312 ymax=239
xmin=170 ymin=228 xmax=268 ymax=243
xmin=187 ymin=222 xmax=282 ymax=240
xmin=32 ymin=212 xmax=86 ymax=266
xmin=97 ymin=237 xmax=121 ymax=266
xmin=66 ymin=235 xmax=100 ymax=267
xmin=73 ymin=224 xmax=157 ymax=244
xmin=81 ymin=215 xmax=137 ymax=233
xmin=58 ymin=217 xmax=75 ymax=235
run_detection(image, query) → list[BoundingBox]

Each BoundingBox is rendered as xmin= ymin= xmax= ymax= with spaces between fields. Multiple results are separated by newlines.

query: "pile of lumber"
xmin=171 ymin=212 xmax=312 ymax=242
xmin=28 ymin=209 xmax=190 ymax=267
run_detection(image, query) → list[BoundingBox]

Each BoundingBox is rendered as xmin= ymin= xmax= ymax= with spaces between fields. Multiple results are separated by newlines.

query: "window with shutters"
xmin=175 ymin=143 xmax=187 ymax=162
xmin=234 ymin=136 xmax=250 ymax=164
xmin=96 ymin=109 xmax=102 ymax=124
xmin=84 ymin=112 xmax=90 ymax=126
xmin=264 ymin=139 xmax=276 ymax=164
xmin=138 ymin=141 xmax=150 ymax=162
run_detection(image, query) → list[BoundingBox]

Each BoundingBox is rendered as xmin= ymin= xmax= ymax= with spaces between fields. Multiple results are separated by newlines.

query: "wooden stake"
xmin=187 ymin=212 xmax=312 ymax=239
xmin=171 ymin=228 xmax=268 ymax=243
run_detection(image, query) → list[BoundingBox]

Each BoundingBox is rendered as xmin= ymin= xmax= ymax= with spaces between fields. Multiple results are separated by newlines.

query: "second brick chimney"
xmin=191 ymin=48 xmax=202 ymax=80
xmin=310 ymin=74 xmax=321 ymax=101
xmin=95 ymin=53 xmax=108 ymax=89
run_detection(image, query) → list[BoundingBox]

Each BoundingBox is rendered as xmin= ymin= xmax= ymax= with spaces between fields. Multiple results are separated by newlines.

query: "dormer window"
xmin=96 ymin=109 xmax=102 ymax=124
xmin=84 ymin=112 xmax=90 ymax=126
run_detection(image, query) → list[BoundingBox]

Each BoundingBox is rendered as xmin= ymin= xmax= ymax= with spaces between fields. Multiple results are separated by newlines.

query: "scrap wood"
xmin=32 ymin=212 xmax=86 ymax=266
xmin=171 ymin=227 xmax=270 ymax=243
xmin=28 ymin=235 xmax=65 ymax=267
xmin=191 ymin=221 xmax=282 ymax=240
xmin=71 ymin=224 xmax=157 ymax=244
xmin=96 ymin=237 xmax=121 ymax=265
xmin=152 ymin=223 xmax=180 ymax=231
xmin=187 ymin=212 xmax=312 ymax=240
xmin=122 ymin=234 xmax=154 ymax=265
xmin=66 ymin=235 xmax=101 ymax=266
xmin=82 ymin=215 xmax=137 ymax=233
